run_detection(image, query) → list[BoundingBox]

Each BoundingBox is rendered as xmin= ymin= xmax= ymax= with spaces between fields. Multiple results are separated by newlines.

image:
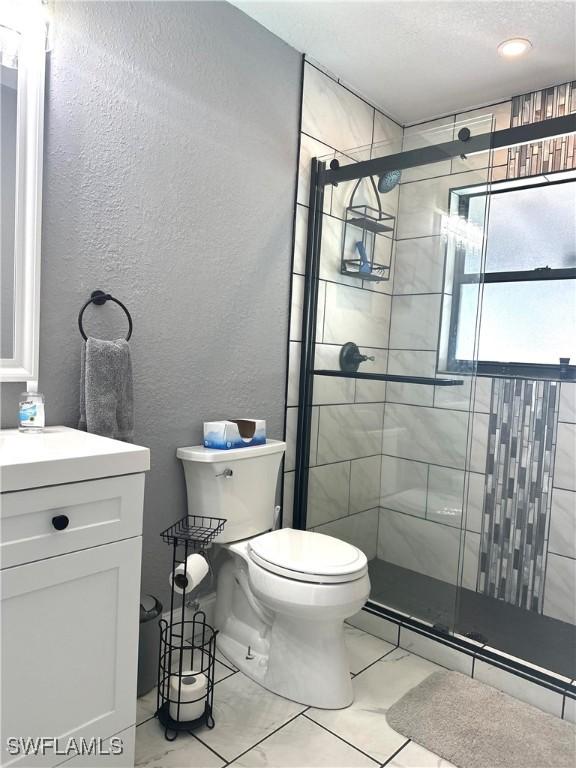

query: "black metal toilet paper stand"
xmin=155 ymin=514 xmax=226 ymax=741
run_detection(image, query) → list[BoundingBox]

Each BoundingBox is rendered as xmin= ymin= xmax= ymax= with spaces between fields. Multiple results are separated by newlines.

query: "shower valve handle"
xmin=340 ymin=342 xmax=376 ymax=373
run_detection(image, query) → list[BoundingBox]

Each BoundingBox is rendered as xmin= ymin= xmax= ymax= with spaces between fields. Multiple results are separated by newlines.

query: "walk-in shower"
xmin=293 ymin=106 xmax=576 ymax=680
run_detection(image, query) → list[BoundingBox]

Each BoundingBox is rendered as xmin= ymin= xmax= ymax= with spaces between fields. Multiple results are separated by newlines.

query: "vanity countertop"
xmin=0 ymin=426 xmax=150 ymax=492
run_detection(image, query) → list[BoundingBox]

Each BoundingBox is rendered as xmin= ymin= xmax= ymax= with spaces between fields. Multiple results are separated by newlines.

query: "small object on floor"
xmin=386 ymin=670 xmax=575 ymax=768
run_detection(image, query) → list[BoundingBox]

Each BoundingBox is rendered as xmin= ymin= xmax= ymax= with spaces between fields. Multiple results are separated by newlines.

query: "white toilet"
xmin=177 ymin=439 xmax=370 ymax=709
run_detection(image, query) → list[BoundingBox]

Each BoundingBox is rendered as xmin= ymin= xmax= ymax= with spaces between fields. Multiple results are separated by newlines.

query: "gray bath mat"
xmin=386 ymin=670 xmax=575 ymax=768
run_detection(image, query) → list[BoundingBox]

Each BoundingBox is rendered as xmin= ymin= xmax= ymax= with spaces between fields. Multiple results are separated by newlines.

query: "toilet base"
xmin=217 ymin=614 xmax=354 ymax=709
xmin=214 ymin=543 xmax=369 ymax=709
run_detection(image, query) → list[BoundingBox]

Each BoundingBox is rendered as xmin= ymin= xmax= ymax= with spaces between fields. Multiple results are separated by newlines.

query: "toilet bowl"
xmin=215 ymin=528 xmax=370 ymax=709
xmin=177 ymin=440 xmax=371 ymax=709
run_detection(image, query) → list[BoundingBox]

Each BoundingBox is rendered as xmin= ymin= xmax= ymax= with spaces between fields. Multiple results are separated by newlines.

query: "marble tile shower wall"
xmin=283 ymin=61 xmax=403 ymax=556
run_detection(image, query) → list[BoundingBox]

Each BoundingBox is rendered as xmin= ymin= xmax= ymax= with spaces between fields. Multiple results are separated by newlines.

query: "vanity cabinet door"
xmin=1 ymin=537 xmax=141 ymax=767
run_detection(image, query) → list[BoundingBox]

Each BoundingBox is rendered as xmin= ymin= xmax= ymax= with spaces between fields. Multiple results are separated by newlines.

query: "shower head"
xmin=377 ymin=169 xmax=401 ymax=193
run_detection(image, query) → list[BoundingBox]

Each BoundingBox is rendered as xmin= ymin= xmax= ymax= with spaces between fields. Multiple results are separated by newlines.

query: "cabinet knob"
xmin=52 ymin=514 xmax=70 ymax=531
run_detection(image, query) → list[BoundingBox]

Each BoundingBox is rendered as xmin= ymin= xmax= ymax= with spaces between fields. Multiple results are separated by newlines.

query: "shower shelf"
xmin=313 ymin=370 xmax=464 ymax=386
xmin=346 ymin=215 xmax=394 ymax=234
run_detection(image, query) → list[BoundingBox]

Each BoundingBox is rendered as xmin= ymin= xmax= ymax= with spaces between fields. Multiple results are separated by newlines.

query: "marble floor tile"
xmin=346 ymin=610 xmax=401 ymax=647
xmin=307 ymin=648 xmax=442 ymax=763
xmin=398 ymin=628 xmax=473 ymax=676
xmin=189 ymin=641 xmax=238 ymax=673
xmin=388 ymin=740 xmax=457 ymax=768
xmin=136 ymin=689 xmax=158 ymax=727
xmin=194 ymin=672 xmax=306 ymax=761
xmin=231 ymin=714 xmax=378 ymax=767
xmin=344 ymin=624 xmax=396 ymax=675
xmin=135 ymin=719 xmax=224 ymax=767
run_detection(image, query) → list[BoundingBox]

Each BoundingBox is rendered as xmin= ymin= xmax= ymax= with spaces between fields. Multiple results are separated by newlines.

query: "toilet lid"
xmin=248 ymin=528 xmax=367 ymax=583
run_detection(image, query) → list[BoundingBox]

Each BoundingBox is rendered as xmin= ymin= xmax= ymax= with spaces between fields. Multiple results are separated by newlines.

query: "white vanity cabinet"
xmin=0 ymin=428 xmax=150 ymax=768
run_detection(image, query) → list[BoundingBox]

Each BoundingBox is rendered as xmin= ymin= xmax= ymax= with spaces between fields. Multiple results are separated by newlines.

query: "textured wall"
xmin=1 ymin=1 xmax=301 ymax=604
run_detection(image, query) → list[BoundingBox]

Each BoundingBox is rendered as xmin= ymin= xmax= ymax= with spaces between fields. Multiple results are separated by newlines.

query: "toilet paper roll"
xmin=169 ymin=554 xmax=209 ymax=595
xmin=169 ymin=670 xmax=207 ymax=722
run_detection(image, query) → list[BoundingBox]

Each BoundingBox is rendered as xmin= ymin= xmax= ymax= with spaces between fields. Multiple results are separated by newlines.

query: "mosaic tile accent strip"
xmin=478 ymin=378 xmax=559 ymax=612
xmin=507 ymin=82 xmax=576 ymax=178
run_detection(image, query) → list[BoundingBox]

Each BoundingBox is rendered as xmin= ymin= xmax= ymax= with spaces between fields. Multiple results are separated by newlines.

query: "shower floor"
xmin=368 ymin=558 xmax=576 ymax=679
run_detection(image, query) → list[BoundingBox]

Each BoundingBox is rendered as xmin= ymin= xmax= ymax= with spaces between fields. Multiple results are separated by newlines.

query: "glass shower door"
xmin=299 ymin=115 xmax=495 ymax=635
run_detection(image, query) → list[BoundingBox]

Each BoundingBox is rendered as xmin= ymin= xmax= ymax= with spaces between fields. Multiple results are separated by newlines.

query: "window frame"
xmin=444 ymin=175 xmax=576 ymax=380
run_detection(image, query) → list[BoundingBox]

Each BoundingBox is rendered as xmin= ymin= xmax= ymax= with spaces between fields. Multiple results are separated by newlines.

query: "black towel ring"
xmin=78 ymin=290 xmax=133 ymax=341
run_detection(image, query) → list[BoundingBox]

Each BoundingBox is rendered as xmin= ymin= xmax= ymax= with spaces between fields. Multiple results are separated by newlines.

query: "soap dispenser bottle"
xmin=18 ymin=390 xmax=45 ymax=433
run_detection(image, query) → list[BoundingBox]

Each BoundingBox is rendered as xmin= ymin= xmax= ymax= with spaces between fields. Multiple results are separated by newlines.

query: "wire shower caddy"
xmin=156 ymin=514 xmax=226 ymax=740
xmin=340 ymin=175 xmax=395 ymax=282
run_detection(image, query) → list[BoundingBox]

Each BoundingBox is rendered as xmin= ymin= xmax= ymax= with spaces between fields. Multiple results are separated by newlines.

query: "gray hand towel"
xmin=79 ymin=337 xmax=134 ymax=442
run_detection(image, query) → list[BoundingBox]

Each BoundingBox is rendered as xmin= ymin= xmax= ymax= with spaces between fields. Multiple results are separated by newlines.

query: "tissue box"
xmin=203 ymin=419 xmax=266 ymax=450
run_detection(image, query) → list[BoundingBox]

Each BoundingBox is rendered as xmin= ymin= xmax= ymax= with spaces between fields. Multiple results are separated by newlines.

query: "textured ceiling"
xmin=231 ymin=1 xmax=576 ymax=124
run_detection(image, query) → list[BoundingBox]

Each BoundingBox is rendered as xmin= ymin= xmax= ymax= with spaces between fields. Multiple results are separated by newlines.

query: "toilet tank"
xmin=176 ymin=440 xmax=286 ymax=543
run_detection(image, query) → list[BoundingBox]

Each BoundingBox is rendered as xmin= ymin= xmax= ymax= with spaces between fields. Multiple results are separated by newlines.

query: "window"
xmin=443 ymin=174 xmax=576 ymax=379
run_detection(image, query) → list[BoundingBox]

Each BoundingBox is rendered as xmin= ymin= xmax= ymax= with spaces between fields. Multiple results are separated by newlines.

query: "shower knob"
xmin=339 ymin=342 xmax=375 ymax=373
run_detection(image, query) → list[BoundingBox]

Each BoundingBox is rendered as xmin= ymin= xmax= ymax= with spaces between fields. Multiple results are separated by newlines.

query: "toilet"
xmin=177 ymin=439 xmax=370 ymax=709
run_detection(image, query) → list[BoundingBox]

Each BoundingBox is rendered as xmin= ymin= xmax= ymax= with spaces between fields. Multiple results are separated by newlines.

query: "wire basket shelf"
xmin=160 ymin=514 xmax=226 ymax=550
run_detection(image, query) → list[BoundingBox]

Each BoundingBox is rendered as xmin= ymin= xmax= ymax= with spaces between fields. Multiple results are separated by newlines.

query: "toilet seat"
xmin=248 ymin=528 xmax=368 ymax=584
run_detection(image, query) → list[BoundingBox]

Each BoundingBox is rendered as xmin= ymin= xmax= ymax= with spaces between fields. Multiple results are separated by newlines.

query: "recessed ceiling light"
xmin=498 ymin=38 xmax=533 ymax=58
